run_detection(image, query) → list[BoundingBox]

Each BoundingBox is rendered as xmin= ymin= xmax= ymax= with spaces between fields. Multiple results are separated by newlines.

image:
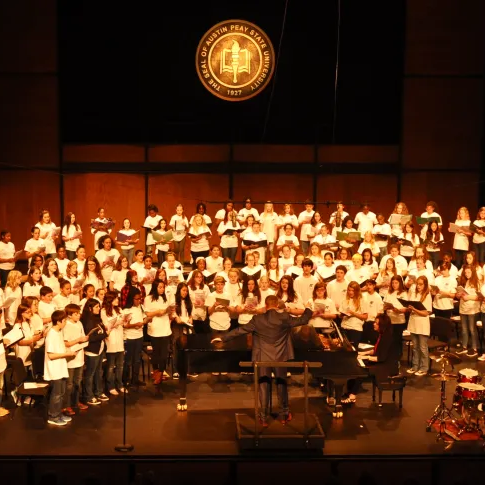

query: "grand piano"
xmin=176 ymin=323 xmax=368 ymax=417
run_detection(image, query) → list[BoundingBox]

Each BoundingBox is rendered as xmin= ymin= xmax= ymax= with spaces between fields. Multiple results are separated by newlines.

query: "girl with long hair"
xmin=171 ymin=282 xmax=193 ymax=378
xmin=276 ymin=276 xmax=305 ymax=316
xmin=23 ymin=267 xmax=44 ymax=298
xmin=62 ymin=212 xmax=82 ymax=260
xmin=42 ymin=257 xmax=61 ymax=296
xmin=472 ymin=207 xmax=485 ymax=264
xmin=144 ymin=281 xmax=173 ymax=385
xmin=340 ymin=281 xmax=368 ymax=346
xmin=406 ymin=275 xmax=432 ymax=376
xmin=451 ymin=207 xmax=472 ymax=269
xmin=81 ymin=298 xmax=109 ymax=405
xmin=456 ymin=265 xmax=481 ymax=358
xmin=82 ymin=256 xmax=104 ymax=291
xmin=169 ymin=204 xmax=189 ymax=264
xmin=101 ymin=291 xmax=126 ymax=395
xmin=189 ymin=214 xmax=212 ymax=268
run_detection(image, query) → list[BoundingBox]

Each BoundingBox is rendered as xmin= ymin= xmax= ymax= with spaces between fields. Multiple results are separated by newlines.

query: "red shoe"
xmin=153 ymin=371 xmax=163 ymax=385
xmin=76 ymin=402 xmax=88 ymax=411
xmin=280 ymin=412 xmax=292 ymax=425
xmin=258 ymin=418 xmax=269 ymax=428
xmin=62 ymin=407 xmax=76 ymax=416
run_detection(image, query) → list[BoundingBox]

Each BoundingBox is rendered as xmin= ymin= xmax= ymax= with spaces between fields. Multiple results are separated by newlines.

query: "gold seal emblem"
xmin=196 ymin=19 xmax=275 ymax=102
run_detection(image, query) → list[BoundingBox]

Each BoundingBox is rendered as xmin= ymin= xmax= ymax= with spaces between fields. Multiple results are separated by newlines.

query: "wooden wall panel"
xmin=232 ymin=173 xmax=314 ymax=213
xmin=63 ymin=174 xmax=145 ymax=255
xmin=0 ymin=76 xmax=59 ymax=167
xmin=63 ymin=145 xmax=145 ymax=163
xmin=316 ymin=174 xmax=398 ymax=223
xmin=401 ymin=171 xmax=479 ymax=231
xmin=0 ymin=0 xmax=57 ymax=73
xmin=405 ymin=0 xmax=485 ymax=75
xmin=149 ymin=145 xmax=230 ymax=163
xmin=0 ymin=170 xmax=60 ymax=244
xmin=318 ymin=145 xmax=399 ymax=164
xmin=148 ymin=174 xmax=229 ymax=261
xmin=233 ymin=145 xmax=314 ymax=163
xmin=402 ymin=79 xmax=483 ymax=169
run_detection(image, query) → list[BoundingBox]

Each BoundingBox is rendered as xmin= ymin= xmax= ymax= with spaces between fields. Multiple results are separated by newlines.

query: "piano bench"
xmin=372 ymin=375 xmax=407 ymax=408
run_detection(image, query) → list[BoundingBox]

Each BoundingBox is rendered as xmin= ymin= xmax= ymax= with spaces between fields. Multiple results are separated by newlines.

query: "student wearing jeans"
xmin=406 ymin=276 xmax=432 ymax=376
xmin=101 ymin=291 xmax=127 ymax=395
xmin=81 ymin=298 xmax=109 ymax=405
xmin=0 ymin=334 xmax=11 ymax=417
xmin=63 ymin=304 xmax=89 ymax=415
xmin=456 ymin=266 xmax=481 ymax=358
xmin=44 ymin=310 xmax=76 ymax=426
xmin=122 ymin=287 xmax=148 ymax=387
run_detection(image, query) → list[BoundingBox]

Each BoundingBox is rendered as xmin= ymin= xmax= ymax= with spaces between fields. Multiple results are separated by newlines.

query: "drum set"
xmin=426 ymin=351 xmax=485 ymax=441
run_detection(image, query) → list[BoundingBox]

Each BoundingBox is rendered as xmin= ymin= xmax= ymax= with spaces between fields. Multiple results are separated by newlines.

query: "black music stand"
xmin=235 ymin=360 xmax=325 ymax=450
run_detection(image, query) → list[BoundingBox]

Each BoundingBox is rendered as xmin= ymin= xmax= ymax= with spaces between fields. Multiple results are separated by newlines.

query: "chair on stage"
xmin=9 ymin=356 xmax=49 ymax=420
xmin=372 ymin=374 xmax=407 ymax=408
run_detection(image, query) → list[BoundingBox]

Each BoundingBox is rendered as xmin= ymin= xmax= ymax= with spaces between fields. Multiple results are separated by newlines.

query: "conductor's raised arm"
xmin=287 ymin=307 xmax=313 ymax=328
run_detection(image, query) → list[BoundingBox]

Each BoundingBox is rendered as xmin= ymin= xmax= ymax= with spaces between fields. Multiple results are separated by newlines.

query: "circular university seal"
xmin=196 ymin=19 xmax=275 ymax=102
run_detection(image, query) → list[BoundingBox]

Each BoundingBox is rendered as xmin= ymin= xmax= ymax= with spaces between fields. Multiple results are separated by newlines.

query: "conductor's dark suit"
xmin=222 ymin=307 xmax=313 ymax=418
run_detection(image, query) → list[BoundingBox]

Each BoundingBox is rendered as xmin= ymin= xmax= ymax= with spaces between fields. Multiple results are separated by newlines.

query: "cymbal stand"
xmin=426 ymin=360 xmax=460 ymax=441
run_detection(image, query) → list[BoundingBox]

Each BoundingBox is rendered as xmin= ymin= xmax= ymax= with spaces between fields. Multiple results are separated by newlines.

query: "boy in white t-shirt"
xmin=45 ymin=310 xmax=76 ymax=426
xmin=294 ymin=259 xmax=319 ymax=306
xmin=205 ymin=245 xmax=224 ymax=274
xmin=354 ymin=204 xmax=377 ymax=237
xmin=63 ymin=304 xmax=89 ymax=415
xmin=52 ymin=279 xmax=72 ymax=310
xmin=206 ymin=276 xmax=235 ymax=333
xmin=39 ymin=286 xmax=56 ymax=324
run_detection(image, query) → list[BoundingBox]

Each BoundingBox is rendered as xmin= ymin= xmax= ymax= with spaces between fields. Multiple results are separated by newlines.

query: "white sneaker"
xmin=109 ymin=389 xmax=119 ymax=396
xmin=478 ymin=354 xmax=485 ymax=361
xmin=457 ymin=349 xmax=468 ymax=355
xmin=407 ymin=368 xmax=417 ymax=374
xmin=415 ymin=370 xmax=428 ymax=376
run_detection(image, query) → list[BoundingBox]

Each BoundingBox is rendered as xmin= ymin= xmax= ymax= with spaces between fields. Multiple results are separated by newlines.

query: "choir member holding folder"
xmin=449 ymin=207 xmax=472 ymax=269
xmin=241 ymin=220 xmax=268 ymax=264
xmin=188 ymin=214 xmax=212 ymax=267
xmin=217 ymin=211 xmax=242 ymax=264
xmin=62 ymin=212 xmax=82 ymax=261
xmin=116 ymin=218 xmax=139 ymax=265
xmin=405 ymin=276 xmax=432 ymax=376
xmin=90 ymin=208 xmax=114 ymax=252
xmin=169 ymin=205 xmax=189 ymax=265
xmin=142 ymin=204 xmax=163 ymax=257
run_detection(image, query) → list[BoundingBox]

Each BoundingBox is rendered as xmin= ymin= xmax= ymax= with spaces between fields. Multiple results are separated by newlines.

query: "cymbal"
xmin=429 ymin=351 xmax=462 ymax=366
xmin=431 ymin=373 xmax=458 ymax=381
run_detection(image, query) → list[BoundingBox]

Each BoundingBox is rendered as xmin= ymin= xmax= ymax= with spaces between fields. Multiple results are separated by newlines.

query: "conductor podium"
xmin=235 ymin=361 xmax=325 ymax=451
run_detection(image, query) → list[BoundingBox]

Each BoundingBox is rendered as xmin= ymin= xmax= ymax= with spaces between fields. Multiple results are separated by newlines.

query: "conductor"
xmin=211 ymin=295 xmax=313 ymax=426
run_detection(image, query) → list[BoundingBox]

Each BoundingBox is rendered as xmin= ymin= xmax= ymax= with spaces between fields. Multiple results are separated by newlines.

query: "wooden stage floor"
xmin=2 ymin=357 xmax=485 ymax=458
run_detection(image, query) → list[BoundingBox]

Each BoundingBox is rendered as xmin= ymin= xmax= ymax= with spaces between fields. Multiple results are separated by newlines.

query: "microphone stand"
xmin=115 ymin=375 xmax=134 ymax=452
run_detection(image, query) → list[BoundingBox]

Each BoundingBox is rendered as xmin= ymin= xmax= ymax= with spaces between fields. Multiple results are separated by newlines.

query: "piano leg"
xmin=177 ymin=350 xmax=188 ymax=412
xmin=332 ymin=383 xmax=344 ymax=419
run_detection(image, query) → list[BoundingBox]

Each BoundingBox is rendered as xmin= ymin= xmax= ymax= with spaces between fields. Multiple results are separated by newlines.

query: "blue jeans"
xmin=83 ymin=354 xmax=104 ymax=401
xmin=123 ymin=337 xmax=143 ymax=384
xmin=121 ymin=248 xmax=135 ymax=266
xmin=300 ymin=241 xmax=310 ymax=256
xmin=64 ymin=366 xmax=83 ymax=408
xmin=411 ymin=333 xmax=429 ymax=372
xmin=474 ymin=242 xmax=485 ymax=265
xmin=106 ymin=351 xmax=124 ymax=390
xmin=222 ymin=247 xmax=237 ymax=264
xmin=48 ymin=378 xmax=66 ymax=419
xmin=461 ymin=313 xmax=479 ymax=350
